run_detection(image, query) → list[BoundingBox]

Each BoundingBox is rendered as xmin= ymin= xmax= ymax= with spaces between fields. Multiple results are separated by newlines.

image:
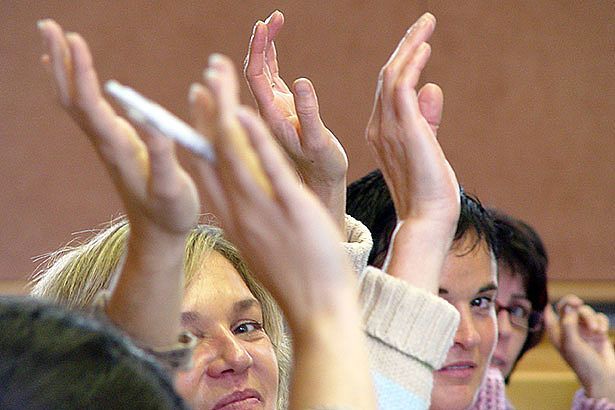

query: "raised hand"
xmin=38 ymin=20 xmax=199 ymax=347
xmin=244 ymin=11 xmax=348 ymax=231
xmin=38 ymin=19 xmax=198 ymax=239
xmin=365 ymin=13 xmax=460 ymax=292
xmin=189 ymin=53 xmax=375 ymax=410
xmin=545 ymin=295 xmax=615 ymax=401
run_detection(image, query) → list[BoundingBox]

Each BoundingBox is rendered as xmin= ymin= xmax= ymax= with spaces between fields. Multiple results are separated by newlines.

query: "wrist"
xmin=385 ymin=219 xmax=455 ymax=293
xmin=303 ymin=177 xmax=347 ymax=233
xmin=585 ymin=373 xmax=615 ymax=401
xmin=285 ymin=282 xmax=359 ymax=339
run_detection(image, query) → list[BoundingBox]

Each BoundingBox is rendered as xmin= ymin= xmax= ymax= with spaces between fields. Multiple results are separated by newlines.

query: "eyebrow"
xmin=180 ymin=311 xmax=201 ymax=327
xmin=509 ymin=293 xmax=531 ymax=301
xmin=478 ymin=283 xmax=498 ymax=293
xmin=439 ymin=282 xmax=498 ymax=295
xmin=180 ymin=298 xmax=260 ymax=327
xmin=233 ymin=298 xmax=260 ymax=314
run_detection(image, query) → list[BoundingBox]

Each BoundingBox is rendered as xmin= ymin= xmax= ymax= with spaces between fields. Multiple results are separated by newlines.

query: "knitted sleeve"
xmin=359 ymin=266 xmax=460 ymax=409
xmin=341 ymin=214 xmax=373 ymax=276
xmin=342 ymin=214 xmax=461 ymax=408
xmin=571 ymin=389 xmax=615 ymax=410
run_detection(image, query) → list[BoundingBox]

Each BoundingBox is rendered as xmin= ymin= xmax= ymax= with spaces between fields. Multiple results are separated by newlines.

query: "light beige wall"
xmin=1 ymin=1 xmax=613 ymax=282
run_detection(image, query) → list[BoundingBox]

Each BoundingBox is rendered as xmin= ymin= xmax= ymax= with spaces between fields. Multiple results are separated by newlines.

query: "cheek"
xmin=174 ymin=369 xmax=198 ymax=403
xmin=172 ymin=343 xmax=210 ymax=402
xmin=508 ymin=329 xmax=528 ymax=355
xmin=251 ymin=341 xmax=279 ymax=395
xmin=480 ymin=315 xmax=497 ymax=357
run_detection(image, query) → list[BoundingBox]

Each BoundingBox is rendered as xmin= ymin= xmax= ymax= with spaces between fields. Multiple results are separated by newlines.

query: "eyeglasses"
xmin=494 ymin=300 xmax=542 ymax=332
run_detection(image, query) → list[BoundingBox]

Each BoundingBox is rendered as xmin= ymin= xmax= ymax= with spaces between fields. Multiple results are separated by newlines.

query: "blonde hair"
xmin=30 ymin=217 xmax=290 ymax=408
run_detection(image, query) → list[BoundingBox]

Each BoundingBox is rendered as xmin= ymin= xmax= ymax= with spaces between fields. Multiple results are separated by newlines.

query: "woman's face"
xmin=491 ymin=267 xmax=529 ymax=378
xmin=430 ymin=236 xmax=498 ymax=410
xmin=174 ymin=251 xmax=279 ymax=410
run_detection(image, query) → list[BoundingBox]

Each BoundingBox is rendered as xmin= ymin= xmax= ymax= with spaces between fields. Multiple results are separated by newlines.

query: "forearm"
xmin=304 ymin=175 xmax=347 ymax=235
xmin=385 ymin=218 xmax=455 ymax=294
xmin=106 ymin=225 xmax=187 ymax=348
xmin=289 ymin=288 xmax=376 ymax=410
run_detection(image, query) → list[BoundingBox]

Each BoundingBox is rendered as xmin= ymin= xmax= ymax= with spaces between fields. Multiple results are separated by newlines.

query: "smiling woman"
xmin=30 ymin=219 xmax=290 ymax=409
xmin=432 ymin=234 xmax=498 ymax=410
xmin=32 ymin=16 xmax=375 ymax=410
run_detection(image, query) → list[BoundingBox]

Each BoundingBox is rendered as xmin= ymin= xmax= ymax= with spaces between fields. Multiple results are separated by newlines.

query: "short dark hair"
xmin=490 ymin=209 xmax=549 ymax=365
xmin=0 ymin=296 xmax=188 ymax=410
xmin=347 ymin=169 xmax=498 ymax=268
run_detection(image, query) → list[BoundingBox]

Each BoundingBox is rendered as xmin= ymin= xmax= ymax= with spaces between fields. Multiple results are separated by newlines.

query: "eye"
xmin=470 ymin=296 xmax=494 ymax=310
xmin=509 ymin=305 xmax=530 ymax=319
xmin=233 ymin=321 xmax=263 ymax=335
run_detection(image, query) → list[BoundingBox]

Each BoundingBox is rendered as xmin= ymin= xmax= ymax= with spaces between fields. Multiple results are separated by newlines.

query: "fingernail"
xmin=294 ymin=79 xmax=310 ymax=96
xmin=563 ymin=305 xmax=573 ymax=315
xmin=189 ymin=83 xmax=201 ymax=103
xmin=208 ymin=53 xmax=223 ymax=65
xmin=203 ymin=68 xmax=218 ymax=82
xmin=36 ymin=19 xmax=48 ymax=30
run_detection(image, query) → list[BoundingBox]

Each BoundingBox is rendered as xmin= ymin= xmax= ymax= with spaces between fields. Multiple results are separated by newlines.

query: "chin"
xmin=431 ymin=378 xmax=481 ymax=410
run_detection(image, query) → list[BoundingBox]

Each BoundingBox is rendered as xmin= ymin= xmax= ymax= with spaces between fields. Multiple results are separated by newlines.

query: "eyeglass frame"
xmin=494 ymin=300 xmax=543 ymax=332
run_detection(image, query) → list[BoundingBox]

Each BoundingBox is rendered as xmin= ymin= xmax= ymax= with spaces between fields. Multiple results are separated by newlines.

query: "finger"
xmin=189 ymin=82 xmax=217 ymax=141
xmin=577 ymin=305 xmax=600 ymax=333
xmin=188 ymin=82 xmax=229 ymax=219
xmin=417 ymin=83 xmax=444 ymax=136
xmin=213 ymin=110 xmax=271 ymax=214
xmin=244 ymin=22 xmax=276 ymax=102
xmin=204 ymin=54 xmax=240 ymax=119
xmin=264 ymin=10 xmax=284 ymax=46
xmin=205 ymin=56 xmax=272 ymax=197
xmin=267 ymin=42 xmax=290 ymax=93
xmin=560 ymin=304 xmax=582 ymax=346
xmin=292 ymin=78 xmax=327 ymax=150
xmin=381 ymin=13 xmax=436 ymax=103
xmin=264 ymin=10 xmax=285 ymax=82
xmin=385 ymin=13 xmax=436 ymax=68
xmin=395 ymin=42 xmax=432 ymax=124
xmin=544 ymin=304 xmax=562 ymax=349
xmin=556 ymin=294 xmax=584 ymax=313
xmin=66 ymin=33 xmax=143 ymax=157
xmin=37 ymin=19 xmax=74 ymax=106
xmin=66 ymin=33 xmax=117 ymax=123
xmin=236 ymin=106 xmax=300 ymax=204
xmin=596 ymin=313 xmax=610 ymax=336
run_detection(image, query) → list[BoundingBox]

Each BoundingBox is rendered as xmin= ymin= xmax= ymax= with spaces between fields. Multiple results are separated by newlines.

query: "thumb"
xmin=544 ymin=304 xmax=561 ymax=350
xmin=560 ymin=304 xmax=583 ymax=351
xmin=417 ymin=82 xmax=443 ymax=136
xmin=293 ymin=78 xmax=326 ymax=149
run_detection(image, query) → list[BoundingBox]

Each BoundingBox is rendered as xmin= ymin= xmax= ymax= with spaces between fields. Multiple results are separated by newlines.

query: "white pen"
xmin=104 ymin=80 xmax=215 ymax=162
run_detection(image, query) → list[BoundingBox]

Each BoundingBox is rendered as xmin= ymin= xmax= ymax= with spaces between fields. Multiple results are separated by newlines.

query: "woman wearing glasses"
xmin=473 ymin=210 xmax=614 ymax=409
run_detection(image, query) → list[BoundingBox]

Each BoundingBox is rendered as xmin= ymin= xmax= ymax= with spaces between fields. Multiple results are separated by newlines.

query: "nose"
xmin=205 ymin=329 xmax=253 ymax=378
xmin=454 ymin=307 xmax=480 ymax=349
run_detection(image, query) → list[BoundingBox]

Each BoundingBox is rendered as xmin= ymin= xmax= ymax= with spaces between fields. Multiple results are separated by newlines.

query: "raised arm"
xmin=545 ymin=295 xmax=615 ymax=405
xmin=189 ymin=53 xmax=376 ymax=410
xmin=38 ymin=20 xmax=198 ymax=348
xmin=366 ymin=12 xmax=460 ymax=293
xmin=243 ymin=11 xmax=348 ymax=232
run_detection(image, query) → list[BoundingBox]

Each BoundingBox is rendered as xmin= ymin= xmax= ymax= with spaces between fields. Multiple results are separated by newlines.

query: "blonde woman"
xmin=35 ymin=19 xmax=375 ymax=410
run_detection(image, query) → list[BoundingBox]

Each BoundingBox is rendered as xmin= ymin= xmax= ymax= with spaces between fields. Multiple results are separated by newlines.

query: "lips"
xmin=212 ymin=389 xmax=263 ymax=410
xmin=437 ymin=361 xmax=477 ymax=379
